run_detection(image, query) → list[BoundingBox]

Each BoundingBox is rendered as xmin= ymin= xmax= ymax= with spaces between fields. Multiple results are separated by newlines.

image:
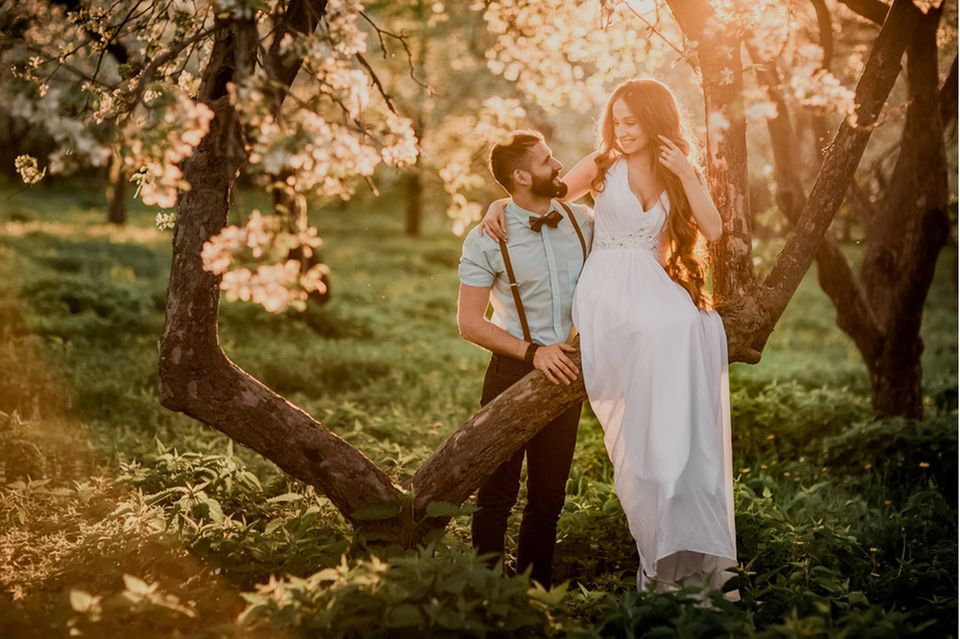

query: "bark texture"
xmin=859 ymin=5 xmax=950 ymax=416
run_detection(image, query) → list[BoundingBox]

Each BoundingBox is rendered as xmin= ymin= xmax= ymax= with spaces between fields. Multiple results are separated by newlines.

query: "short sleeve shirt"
xmin=459 ymin=200 xmax=594 ymax=345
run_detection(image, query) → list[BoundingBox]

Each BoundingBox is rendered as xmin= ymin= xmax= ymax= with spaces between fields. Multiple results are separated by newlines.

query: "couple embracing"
xmin=456 ymin=78 xmax=739 ymax=601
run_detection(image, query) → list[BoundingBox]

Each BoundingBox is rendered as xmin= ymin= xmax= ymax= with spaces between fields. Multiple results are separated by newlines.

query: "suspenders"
xmin=497 ymin=202 xmax=587 ymax=343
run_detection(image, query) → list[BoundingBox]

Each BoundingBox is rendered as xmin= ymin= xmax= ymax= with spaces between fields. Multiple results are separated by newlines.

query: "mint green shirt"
xmin=459 ymin=200 xmax=594 ymax=346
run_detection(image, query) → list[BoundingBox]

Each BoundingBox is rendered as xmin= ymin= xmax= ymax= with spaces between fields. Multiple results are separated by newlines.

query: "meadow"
xmin=0 ymin=183 xmax=956 ymax=637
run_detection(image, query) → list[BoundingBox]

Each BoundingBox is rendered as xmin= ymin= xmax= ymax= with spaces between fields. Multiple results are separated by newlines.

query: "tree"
xmin=754 ymin=1 xmax=955 ymax=416
xmin=4 ymin=0 xmax=950 ymax=545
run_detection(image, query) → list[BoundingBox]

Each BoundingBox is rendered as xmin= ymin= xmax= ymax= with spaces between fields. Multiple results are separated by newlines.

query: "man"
xmin=457 ymin=130 xmax=593 ymax=587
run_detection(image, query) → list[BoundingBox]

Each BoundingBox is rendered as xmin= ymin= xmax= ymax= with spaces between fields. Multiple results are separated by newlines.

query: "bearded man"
xmin=456 ymin=130 xmax=594 ymax=587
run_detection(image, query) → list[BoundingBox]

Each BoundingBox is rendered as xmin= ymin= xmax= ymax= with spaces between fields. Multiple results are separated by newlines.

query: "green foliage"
xmin=238 ymin=547 xmax=557 ymax=638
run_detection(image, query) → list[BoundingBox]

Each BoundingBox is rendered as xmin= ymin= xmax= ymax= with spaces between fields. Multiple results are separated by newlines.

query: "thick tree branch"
xmin=264 ymin=0 xmax=329 ymax=116
xmin=407 ymin=343 xmax=587 ymax=538
xmin=749 ymin=45 xmax=883 ymax=364
xmin=864 ymin=6 xmax=949 ymax=416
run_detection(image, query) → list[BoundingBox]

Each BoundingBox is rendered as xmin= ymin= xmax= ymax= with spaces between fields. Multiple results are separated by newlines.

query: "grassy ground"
xmin=0 ymin=182 xmax=956 ymax=637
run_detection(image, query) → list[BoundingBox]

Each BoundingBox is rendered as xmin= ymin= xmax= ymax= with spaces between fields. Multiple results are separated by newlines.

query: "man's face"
xmin=516 ymin=142 xmax=566 ymax=198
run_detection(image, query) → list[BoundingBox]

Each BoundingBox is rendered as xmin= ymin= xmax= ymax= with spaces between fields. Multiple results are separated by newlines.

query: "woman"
xmin=480 ymin=78 xmax=738 ymax=599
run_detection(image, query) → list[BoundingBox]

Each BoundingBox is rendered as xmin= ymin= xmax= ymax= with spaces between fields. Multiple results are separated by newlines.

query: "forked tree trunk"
xmin=730 ymin=0 xmax=922 ymax=358
xmin=157 ymin=3 xmax=585 ymax=546
xmin=158 ymin=10 xmax=405 ymax=530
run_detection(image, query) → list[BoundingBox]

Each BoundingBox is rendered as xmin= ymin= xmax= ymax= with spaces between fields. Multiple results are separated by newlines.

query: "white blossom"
xmin=14 ymin=155 xmax=46 ymax=184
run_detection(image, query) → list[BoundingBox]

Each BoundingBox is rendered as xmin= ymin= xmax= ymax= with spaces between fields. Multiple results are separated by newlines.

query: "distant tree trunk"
xmin=405 ymin=164 xmax=422 ymax=237
xmin=860 ymin=6 xmax=950 ymax=416
xmin=405 ymin=5 xmax=428 ymax=238
xmin=106 ymin=148 xmax=127 ymax=225
xmin=273 ymin=178 xmax=331 ymax=305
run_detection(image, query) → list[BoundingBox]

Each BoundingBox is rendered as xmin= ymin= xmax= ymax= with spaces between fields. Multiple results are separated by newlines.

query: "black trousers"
xmin=471 ymin=353 xmax=582 ymax=588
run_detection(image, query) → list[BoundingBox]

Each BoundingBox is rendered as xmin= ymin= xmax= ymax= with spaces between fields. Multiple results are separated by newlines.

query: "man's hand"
xmin=533 ymin=343 xmax=579 ymax=385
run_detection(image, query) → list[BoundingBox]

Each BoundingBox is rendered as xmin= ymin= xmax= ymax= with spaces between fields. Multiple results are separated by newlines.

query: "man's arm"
xmin=457 ymin=283 xmax=579 ymax=385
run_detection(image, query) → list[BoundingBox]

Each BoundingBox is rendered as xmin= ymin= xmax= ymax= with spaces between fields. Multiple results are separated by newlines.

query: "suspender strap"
xmin=559 ymin=202 xmax=587 ymax=261
xmin=498 ymin=201 xmax=586 ymax=345
xmin=498 ymin=238 xmax=532 ymax=343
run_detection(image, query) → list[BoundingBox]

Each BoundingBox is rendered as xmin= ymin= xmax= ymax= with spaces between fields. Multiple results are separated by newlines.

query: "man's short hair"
xmin=488 ymin=129 xmax=544 ymax=193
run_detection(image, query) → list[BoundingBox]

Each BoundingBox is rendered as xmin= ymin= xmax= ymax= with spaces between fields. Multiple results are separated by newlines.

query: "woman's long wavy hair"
xmin=591 ymin=78 xmax=710 ymax=310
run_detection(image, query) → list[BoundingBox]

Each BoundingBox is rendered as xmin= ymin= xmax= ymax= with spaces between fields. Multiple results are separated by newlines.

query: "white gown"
xmin=571 ymin=159 xmax=738 ymax=599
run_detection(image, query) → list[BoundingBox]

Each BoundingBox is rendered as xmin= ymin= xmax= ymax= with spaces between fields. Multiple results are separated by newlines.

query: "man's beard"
xmin=531 ymin=171 xmax=567 ymax=198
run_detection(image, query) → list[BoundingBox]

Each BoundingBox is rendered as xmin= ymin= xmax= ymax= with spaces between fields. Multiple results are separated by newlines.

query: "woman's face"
xmin=611 ymin=97 xmax=648 ymax=156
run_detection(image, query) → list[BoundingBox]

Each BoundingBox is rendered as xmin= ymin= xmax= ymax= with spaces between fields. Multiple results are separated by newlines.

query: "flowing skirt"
xmin=572 ymin=247 xmax=738 ymax=599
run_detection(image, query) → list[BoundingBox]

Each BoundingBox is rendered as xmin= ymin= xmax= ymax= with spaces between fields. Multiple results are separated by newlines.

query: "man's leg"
xmin=471 ymin=354 xmax=532 ymax=566
xmin=516 ymin=401 xmax=582 ymax=587
xmin=472 ymin=448 xmax=524 ymax=563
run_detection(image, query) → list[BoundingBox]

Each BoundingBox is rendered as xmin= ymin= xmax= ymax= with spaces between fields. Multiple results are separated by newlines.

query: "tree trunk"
xmin=665 ymin=0 xmax=758 ymax=362
xmin=862 ymin=6 xmax=950 ymax=417
xmin=405 ymin=168 xmax=422 ymax=237
xmin=106 ymin=148 xmax=127 ymax=225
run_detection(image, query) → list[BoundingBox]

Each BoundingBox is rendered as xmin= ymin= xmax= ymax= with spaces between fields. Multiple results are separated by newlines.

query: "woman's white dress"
xmin=571 ymin=159 xmax=738 ymax=599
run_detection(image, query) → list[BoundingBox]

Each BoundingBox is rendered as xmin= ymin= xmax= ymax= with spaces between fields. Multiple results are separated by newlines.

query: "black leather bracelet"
xmin=524 ymin=342 xmax=540 ymax=364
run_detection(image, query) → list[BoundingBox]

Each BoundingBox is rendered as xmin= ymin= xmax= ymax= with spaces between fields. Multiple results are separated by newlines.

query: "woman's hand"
xmin=657 ymin=135 xmax=696 ymax=182
xmin=478 ymin=197 xmax=509 ymax=242
xmin=658 ymin=134 xmax=723 ymax=241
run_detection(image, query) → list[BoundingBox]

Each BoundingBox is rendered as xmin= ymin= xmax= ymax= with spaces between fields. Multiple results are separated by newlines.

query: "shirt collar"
xmin=506 ymin=199 xmax=560 ymax=225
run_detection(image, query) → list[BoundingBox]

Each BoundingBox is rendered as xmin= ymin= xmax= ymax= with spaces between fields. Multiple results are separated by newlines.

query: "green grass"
xmin=0 ymin=182 xmax=955 ymax=637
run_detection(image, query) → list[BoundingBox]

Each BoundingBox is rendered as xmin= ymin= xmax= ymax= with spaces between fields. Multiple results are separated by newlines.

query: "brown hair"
xmin=488 ymin=129 xmax=544 ymax=194
xmin=591 ymin=79 xmax=710 ymax=309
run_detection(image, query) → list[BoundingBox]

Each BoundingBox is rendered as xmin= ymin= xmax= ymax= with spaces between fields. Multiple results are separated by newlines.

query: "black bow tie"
xmin=529 ymin=209 xmax=563 ymax=232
